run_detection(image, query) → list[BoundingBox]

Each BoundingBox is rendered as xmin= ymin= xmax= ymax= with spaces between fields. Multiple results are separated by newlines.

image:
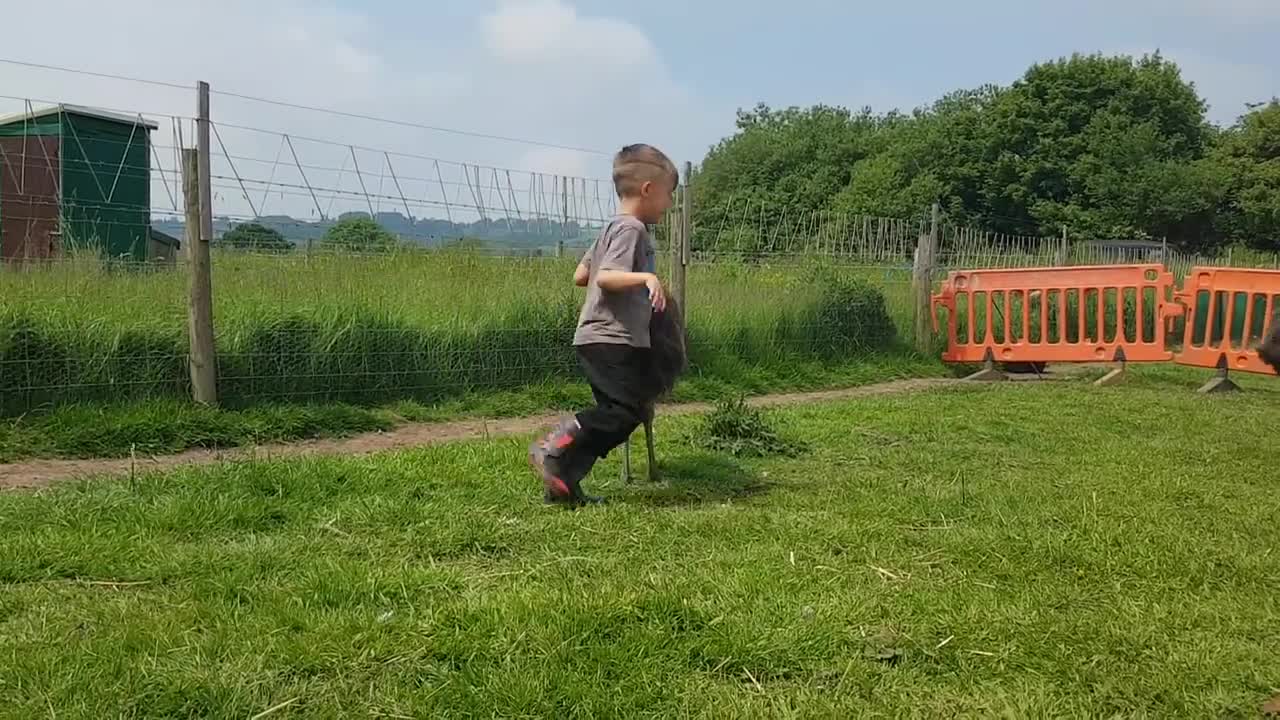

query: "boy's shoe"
xmin=543 ymin=415 xmax=583 ymax=457
xmin=545 ymin=453 xmax=605 ymax=507
xmin=529 ymin=439 xmax=571 ymax=501
xmin=529 ymin=422 xmax=602 ymax=507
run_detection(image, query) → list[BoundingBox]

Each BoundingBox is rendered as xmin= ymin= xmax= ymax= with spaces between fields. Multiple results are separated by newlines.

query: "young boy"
xmin=529 ymin=144 xmax=679 ymax=506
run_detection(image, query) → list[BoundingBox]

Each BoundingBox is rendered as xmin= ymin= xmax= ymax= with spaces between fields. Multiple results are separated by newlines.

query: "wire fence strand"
xmin=3 ymin=91 xmax=1280 ymax=416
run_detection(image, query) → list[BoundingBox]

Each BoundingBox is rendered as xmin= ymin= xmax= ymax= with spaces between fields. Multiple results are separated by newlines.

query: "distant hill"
xmin=152 ymin=211 xmax=597 ymax=254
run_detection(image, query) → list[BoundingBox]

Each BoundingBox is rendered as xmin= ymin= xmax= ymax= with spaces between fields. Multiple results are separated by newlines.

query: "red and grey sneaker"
xmin=529 ymin=418 xmax=603 ymax=507
xmin=529 ymin=438 xmax=571 ymax=502
xmin=543 ymin=415 xmax=582 ymax=457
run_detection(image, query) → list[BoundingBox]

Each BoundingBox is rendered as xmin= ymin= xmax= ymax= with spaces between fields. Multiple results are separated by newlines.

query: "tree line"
xmin=692 ymin=53 xmax=1279 ymax=253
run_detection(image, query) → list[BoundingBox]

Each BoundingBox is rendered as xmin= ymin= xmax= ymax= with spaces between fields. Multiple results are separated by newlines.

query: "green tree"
xmin=834 ymin=86 xmax=1002 ymax=223
xmin=220 ymin=222 xmax=292 ymax=252
xmin=692 ymin=104 xmax=890 ymax=253
xmin=1211 ymin=100 xmax=1280 ymax=249
xmin=322 ymin=215 xmax=398 ymax=251
xmin=959 ymin=53 xmax=1215 ymax=243
xmin=692 ymin=53 xmax=1231 ymax=251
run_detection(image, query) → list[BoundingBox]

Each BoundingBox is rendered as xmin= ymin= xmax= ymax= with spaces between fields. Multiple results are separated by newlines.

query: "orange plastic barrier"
xmin=931 ymin=265 xmax=1175 ymax=364
xmin=1171 ymin=267 xmax=1280 ymax=376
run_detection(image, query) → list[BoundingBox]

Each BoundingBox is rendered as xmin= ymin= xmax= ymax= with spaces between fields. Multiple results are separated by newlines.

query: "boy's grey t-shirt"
xmin=574 ymin=215 xmax=655 ymax=348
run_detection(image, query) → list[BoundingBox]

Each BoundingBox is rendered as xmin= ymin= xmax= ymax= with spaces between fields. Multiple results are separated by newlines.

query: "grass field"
xmin=2 ymin=375 xmax=1277 ymax=717
xmin=0 ymin=250 xmax=916 ymax=417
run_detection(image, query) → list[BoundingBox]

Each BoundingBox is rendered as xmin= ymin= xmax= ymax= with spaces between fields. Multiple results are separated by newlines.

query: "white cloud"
xmin=0 ymin=0 xmax=410 ymax=114
xmin=482 ymin=0 xmax=657 ymax=67
xmin=470 ymin=0 xmax=721 ymax=168
xmin=0 ymin=0 xmax=723 ymax=225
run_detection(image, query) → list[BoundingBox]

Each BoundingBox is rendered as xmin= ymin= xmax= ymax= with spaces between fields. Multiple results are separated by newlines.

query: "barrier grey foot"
xmin=1094 ymin=365 xmax=1126 ymax=387
xmin=965 ymin=360 xmax=1007 ymax=382
xmin=1198 ymin=373 xmax=1240 ymax=394
xmin=965 ymin=366 xmax=1007 ymax=381
xmin=964 ymin=351 xmax=1007 ymax=382
xmin=1198 ymin=359 xmax=1240 ymax=394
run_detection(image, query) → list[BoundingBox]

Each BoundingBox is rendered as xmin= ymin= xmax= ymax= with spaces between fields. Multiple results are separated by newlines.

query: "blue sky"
xmin=1 ymin=0 xmax=1275 ymax=222
xmin=377 ymin=0 xmax=1277 ymax=119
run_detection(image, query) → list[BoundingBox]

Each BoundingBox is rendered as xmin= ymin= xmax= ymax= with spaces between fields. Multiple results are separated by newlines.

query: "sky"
xmin=0 ymin=0 xmax=1276 ymax=224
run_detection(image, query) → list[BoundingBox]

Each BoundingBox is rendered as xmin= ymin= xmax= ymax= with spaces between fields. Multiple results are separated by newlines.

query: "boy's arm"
xmin=596 ymin=270 xmax=656 ymax=290
xmin=594 ymin=226 xmax=665 ymax=310
xmin=597 ymin=270 xmax=665 ymax=311
xmin=573 ymin=261 xmax=589 ymax=287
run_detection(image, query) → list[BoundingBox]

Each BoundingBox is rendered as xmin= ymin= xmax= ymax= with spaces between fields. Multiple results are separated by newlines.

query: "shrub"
xmin=321 ymin=217 xmax=398 ymax=252
xmin=220 ymin=223 xmax=292 ymax=253
xmin=810 ymin=275 xmax=898 ymax=356
xmin=696 ymin=396 xmax=803 ymax=458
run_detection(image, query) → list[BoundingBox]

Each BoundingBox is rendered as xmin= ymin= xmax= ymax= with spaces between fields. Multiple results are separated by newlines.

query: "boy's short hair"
xmin=612 ymin=144 xmax=678 ymax=198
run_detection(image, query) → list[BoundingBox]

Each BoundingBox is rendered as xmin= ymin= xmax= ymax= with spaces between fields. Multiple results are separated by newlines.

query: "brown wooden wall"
xmin=0 ymin=136 xmax=61 ymax=261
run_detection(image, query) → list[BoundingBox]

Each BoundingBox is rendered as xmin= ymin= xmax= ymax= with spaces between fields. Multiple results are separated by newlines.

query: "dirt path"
xmin=0 ymin=378 xmax=958 ymax=491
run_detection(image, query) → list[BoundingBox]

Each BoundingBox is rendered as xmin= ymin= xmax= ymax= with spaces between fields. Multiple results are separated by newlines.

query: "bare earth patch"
xmin=0 ymin=379 xmax=956 ymax=490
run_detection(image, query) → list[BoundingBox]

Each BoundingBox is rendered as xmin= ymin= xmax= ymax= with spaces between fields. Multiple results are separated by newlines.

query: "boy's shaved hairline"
xmin=613 ymin=144 xmax=678 ymax=198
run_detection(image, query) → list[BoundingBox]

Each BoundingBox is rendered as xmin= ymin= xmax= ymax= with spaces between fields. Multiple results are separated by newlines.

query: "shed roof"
xmin=0 ymin=104 xmax=159 ymax=131
xmin=149 ymin=228 xmax=182 ymax=249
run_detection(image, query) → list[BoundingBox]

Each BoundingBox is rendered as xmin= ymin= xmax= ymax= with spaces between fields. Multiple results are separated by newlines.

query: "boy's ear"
xmin=638 ymin=180 xmax=654 ymax=197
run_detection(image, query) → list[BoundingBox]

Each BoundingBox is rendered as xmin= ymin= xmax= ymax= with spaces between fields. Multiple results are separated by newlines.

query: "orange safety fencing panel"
xmin=931 ymin=265 xmax=1175 ymax=364
xmin=1172 ymin=267 xmax=1280 ymax=375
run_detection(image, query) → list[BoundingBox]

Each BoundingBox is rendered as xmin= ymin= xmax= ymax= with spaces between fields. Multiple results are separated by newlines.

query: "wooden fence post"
xmin=912 ymin=202 xmax=940 ymax=352
xmin=187 ymin=81 xmax=218 ymax=405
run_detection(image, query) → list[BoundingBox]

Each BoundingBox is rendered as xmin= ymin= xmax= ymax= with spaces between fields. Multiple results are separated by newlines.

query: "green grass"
xmin=0 ymin=251 xmax=915 ymax=416
xmin=2 ymin=375 xmax=1278 ymax=717
xmin=0 ymin=401 xmax=398 ymax=464
xmin=0 ymin=355 xmax=943 ymax=462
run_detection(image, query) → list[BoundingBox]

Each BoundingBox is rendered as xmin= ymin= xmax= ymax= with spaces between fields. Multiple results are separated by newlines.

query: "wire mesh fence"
xmin=0 ymin=254 xmax=190 ymax=414
xmin=6 ymin=207 xmax=1279 ymax=416
xmin=0 ymin=247 xmax=914 ymax=415
xmin=4 ymin=87 xmax=1280 ymax=417
xmin=211 ymin=250 xmax=582 ymax=406
xmin=7 ymin=223 xmax=1280 ymax=416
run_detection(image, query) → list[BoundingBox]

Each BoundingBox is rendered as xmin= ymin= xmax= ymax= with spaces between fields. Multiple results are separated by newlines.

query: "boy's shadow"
xmin=612 ymin=451 xmax=771 ymax=507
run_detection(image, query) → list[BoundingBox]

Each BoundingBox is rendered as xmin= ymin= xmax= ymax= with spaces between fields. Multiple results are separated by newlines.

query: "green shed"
xmin=0 ymin=104 xmax=158 ymax=262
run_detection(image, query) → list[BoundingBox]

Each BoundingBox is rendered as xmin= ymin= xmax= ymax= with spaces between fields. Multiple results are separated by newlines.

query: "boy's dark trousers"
xmin=572 ymin=343 xmax=655 ymax=465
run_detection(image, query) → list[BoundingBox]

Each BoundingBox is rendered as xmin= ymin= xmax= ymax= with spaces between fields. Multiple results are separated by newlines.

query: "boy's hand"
xmin=646 ymin=274 xmax=667 ymax=313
